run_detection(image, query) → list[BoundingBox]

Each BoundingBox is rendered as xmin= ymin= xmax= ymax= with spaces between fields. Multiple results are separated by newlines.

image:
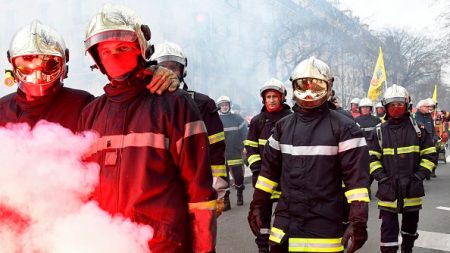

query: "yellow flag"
xmin=432 ymin=84 xmax=437 ymax=103
xmin=367 ymin=47 xmax=387 ymax=101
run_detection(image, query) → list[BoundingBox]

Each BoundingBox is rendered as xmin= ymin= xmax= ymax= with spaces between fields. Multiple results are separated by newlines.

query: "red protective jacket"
xmin=0 ymin=86 xmax=94 ymax=132
xmin=78 ymin=72 xmax=216 ymax=251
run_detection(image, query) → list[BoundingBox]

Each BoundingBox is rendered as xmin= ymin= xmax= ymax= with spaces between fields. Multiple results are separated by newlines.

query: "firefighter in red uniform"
xmin=368 ymin=84 xmax=437 ymax=253
xmin=79 ymin=5 xmax=217 ymax=253
xmin=249 ymin=57 xmax=370 ymax=253
xmin=150 ymin=41 xmax=228 ymax=216
xmin=245 ymin=78 xmax=292 ymax=253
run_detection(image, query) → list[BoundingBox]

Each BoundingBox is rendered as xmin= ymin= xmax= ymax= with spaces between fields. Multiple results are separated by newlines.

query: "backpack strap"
xmin=409 ymin=116 xmax=422 ymax=138
xmin=375 ymin=123 xmax=383 ymax=149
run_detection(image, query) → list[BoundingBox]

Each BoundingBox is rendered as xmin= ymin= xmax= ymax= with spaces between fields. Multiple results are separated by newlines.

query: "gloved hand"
xmin=190 ymin=207 xmax=217 ymax=253
xmin=146 ymin=65 xmax=180 ymax=95
xmin=216 ymin=198 xmax=225 ymax=217
xmin=342 ymin=201 xmax=368 ymax=253
xmin=248 ymin=201 xmax=263 ymax=236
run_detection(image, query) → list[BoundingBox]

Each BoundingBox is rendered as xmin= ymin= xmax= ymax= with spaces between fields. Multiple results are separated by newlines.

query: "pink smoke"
xmin=0 ymin=121 xmax=152 ymax=253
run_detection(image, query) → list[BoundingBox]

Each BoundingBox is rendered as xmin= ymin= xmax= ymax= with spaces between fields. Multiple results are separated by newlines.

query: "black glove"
xmin=342 ymin=201 xmax=368 ymax=253
xmin=248 ymin=202 xmax=263 ymax=236
xmin=251 ymin=172 xmax=259 ymax=187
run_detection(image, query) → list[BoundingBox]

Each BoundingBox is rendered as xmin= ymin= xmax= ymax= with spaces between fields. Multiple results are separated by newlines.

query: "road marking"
xmin=415 ymin=230 xmax=450 ymax=251
xmin=436 ymin=206 xmax=450 ymax=211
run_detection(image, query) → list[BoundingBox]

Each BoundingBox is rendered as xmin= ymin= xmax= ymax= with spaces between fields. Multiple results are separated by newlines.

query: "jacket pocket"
xmin=406 ymin=176 xmax=425 ymax=198
xmin=376 ymin=177 xmax=396 ymax=201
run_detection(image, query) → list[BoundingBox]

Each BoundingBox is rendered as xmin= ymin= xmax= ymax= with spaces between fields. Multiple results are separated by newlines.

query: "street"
xmin=217 ymin=155 xmax=450 ymax=253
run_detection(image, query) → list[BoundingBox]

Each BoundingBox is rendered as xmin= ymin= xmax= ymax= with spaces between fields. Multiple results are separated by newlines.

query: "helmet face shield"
xmin=293 ymin=78 xmax=328 ymax=108
xmin=12 ymin=55 xmax=63 ymax=85
xmin=84 ymin=30 xmax=138 ymax=52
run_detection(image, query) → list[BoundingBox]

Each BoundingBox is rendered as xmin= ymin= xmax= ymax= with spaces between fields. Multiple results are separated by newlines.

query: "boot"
xmin=430 ymin=167 xmax=437 ymax=178
xmin=258 ymin=246 xmax=269 ymax=253
xmin=380 ymin=246 xmax=398 ymax=253
xmin=223 ymin=191 xmax=231 ymax=211
xmin=237 ymin=189 xmax=244 ymax=206
xmin=401 ymin=232 xmax=418 ymax=253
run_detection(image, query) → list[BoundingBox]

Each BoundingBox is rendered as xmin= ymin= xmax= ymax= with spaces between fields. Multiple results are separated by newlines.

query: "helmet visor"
xmin=293 ymin=78 xmax=327 ymax=100
xmin=85 ymin=30 xmax=137 ymax=51
xmin=12 ymin=55 xmax=63 ymax=85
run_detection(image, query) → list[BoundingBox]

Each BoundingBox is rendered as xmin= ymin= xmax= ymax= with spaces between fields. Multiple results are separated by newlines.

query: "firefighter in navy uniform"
xmin=368 ymin=84 xmax=437 ymax=253
xmin=249 ymin=57 xmax=370 ymax=253
xmin=217 ymin=95 xmax=248 ymax=210
xmin=79 ymin=5 xmax=216 ymax=253
xmin=355 ymin=98 xmax=381 ymax=139
xmin=376 ymin=102 xmax=386 ymax=120
xmin=245 ymin=78 xmax=292 ymax=253
xmin=150 ymin=41 xmax=228 ymax=216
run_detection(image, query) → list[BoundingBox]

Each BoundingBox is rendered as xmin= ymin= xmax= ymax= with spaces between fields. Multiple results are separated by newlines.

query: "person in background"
xmin=415 ymin=98 xmax=438 ymax=178
xmin=368 ymin=84 xmax=436 ymax=253
xmin=355 ymin=98 xmax=381 ymax=139
xmin=245 ymin=78 xmax=292 ymax=253
xmin=350 ymin=97 xmax=361 ymax=118
xmin=217 ymin=95 xmax=248 ymax=211
xmin=249 ymin=57 xmax=369 ymax=253
xmin=376 ymin=101 xmax=386 ymax=120
xmin=78 ymin=5 xmax=216 ymax=252
xmin=150 ymin=41 xmax=228 ymax=216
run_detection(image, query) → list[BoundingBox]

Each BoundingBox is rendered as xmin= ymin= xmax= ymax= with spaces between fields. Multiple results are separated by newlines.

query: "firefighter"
xmin=350 ymin=97 xmax=361 ymax=118
xmin=245 ymin=78 xmax=292 ymax=253
xmin=79 ymin=5 xmax=216 ymax=253
xmin=249 ymin=57 xmax=370 ymax=253
xmin=217 ymin=95 xmax=248 ymax=210
xmin=150 ymin=41 xmax=228 ymax=216
xmin=376 ymin=102 xmax=386 ymax=119
xmin=368 ymin=84 xmax=437 ymax=253
xmin=355 ymin=97 xmax=381 ymax=139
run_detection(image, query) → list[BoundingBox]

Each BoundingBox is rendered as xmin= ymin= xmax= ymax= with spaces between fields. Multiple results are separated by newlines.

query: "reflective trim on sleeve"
xmin=280 ymin=144 xmax=338 ymax=156
xmin=344 ymin=188 xmax=370 ymax=203
xmin=338 ymin=137 xmax=367 ymax=153
xmin=378 ymin=200 xmax=398 ymax=208
xmin=260 ymin=228 xmax=271 ymax=235
xmin=224 ymin=126 xmax=239 ymax=131
xmin=380 ymin=241 xmax=399 ymax=247
xmin=269 ymin=226 xmax=285 ymax=244
xmin=188 ymin=200 xmax=217 ymax=211
xmin=369 ymin=150 xmax=382 ymax=159
xmin=383 ymin=148 xmax=394 ymax=155
xmin=86 ymin=132 xmax=169 ymax=157
xmin=227 ymin=159 xmax=243 ymax=166
xmin=211 ymin=165 xmax=227 ymax=177
xmin=397 ymin=145 xmax=419 ymax=154
xmin=420 ymin=158 xmax=435 ymax=172
xmin=404 ymin=197 xmax=422 ymax=207
xmin=271 ymin=190 xmax=281 ymax=199
xmin=176 ymin=120 xmax=208 ymax=153
xmin=268 ymin=136 xmax=280 ymax=150
xmin=420 ymin=146 xmax=437 ymax=155
xmin=209 ymin=131 xmax=225 ymax=144
xmin=248 ymin=154 xmax=262 ymax=166
xmin=288 ymin=237 xmax=344 ymax=252
xmin=370 ymin=161 xmax=383 ymax=174
xmin=238 ymin=121 xmax=246 ymax=129
xmin=244 ymin=139 xmax=259 ymax=148
xmin=259 ymin=139 xmax=268 ymax=146
xmin=255 ymin=176 xmax=279 ymax=194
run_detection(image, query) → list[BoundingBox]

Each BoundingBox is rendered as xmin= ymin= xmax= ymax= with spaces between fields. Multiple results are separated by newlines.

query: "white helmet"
xmin=350 ymin=97 xmax=361 ymax=105
xmin=260 ymin=78 xmax=286 ymax=98
xmin=151 ymin=41 xmax=187 ymax=66
xmin=291 ymin=57 xmax=333 ymax=109
xmin=84 ymin=4 xmax=152 ymax=73
xmin=375 ymin=102 xmax=383 ymax=108
xmin=358 ymin=98 xmax=373 ymax=108
xmin=382 ymin=84 xmax=409 ymax=106
xmin=216 ymin=95 xmax=231 ymax=106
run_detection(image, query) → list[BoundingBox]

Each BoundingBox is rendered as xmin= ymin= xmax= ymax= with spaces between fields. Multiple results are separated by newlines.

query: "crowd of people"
xmin=0 ymin=3 xmax=447 ymax=253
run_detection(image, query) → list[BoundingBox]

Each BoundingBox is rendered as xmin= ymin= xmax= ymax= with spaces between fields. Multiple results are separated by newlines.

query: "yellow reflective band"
xmin=345 ymin=188 xmax=370 ymax=203
xmin=397 ymin=145 xmax=419 ymax=154
xmin=255 ymin=176 xmax=279 ymax=194
xmin=404 ymin=197 xmax=422 ymax=207
xmin=369 ymin=150 xmax=382 ymax=159
xmin=269 ymin=227 xmax=285 ymax=243
xmin=378 ymin=200 xmax=398 ymax=208
xmin=383 ymin=148 xmax=394 ymax=155
xmin=188 ymin=200 xmax=217 ymax=211
xmin=244 ymin=139 xmax=259 ymax=148
xmin=370 ymin=161 xmax=383 ymax=174
xmin=211 ymin=165 xmax=227 ymax=177
xmin=342 ymin=181 xmax=346 ymax=188
xmin=248 ymin=154 xmax=262 ymax=166
xmin=420 ymin=146 xmax=437 ymax=155
xmin=420 ymin=158 xmax=435 ymax=172
xmin=208 ymin=131 xmax=225 ymax=144
xmin=288 ymin=237 xmax=344 ymax=252
xmin=259 ymin=139 xmax=268 ymax=146
xmin=227 ymin=159 xmax=243 ymax=166
xmin=271 ymin=190 xmax=281 ymax=199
